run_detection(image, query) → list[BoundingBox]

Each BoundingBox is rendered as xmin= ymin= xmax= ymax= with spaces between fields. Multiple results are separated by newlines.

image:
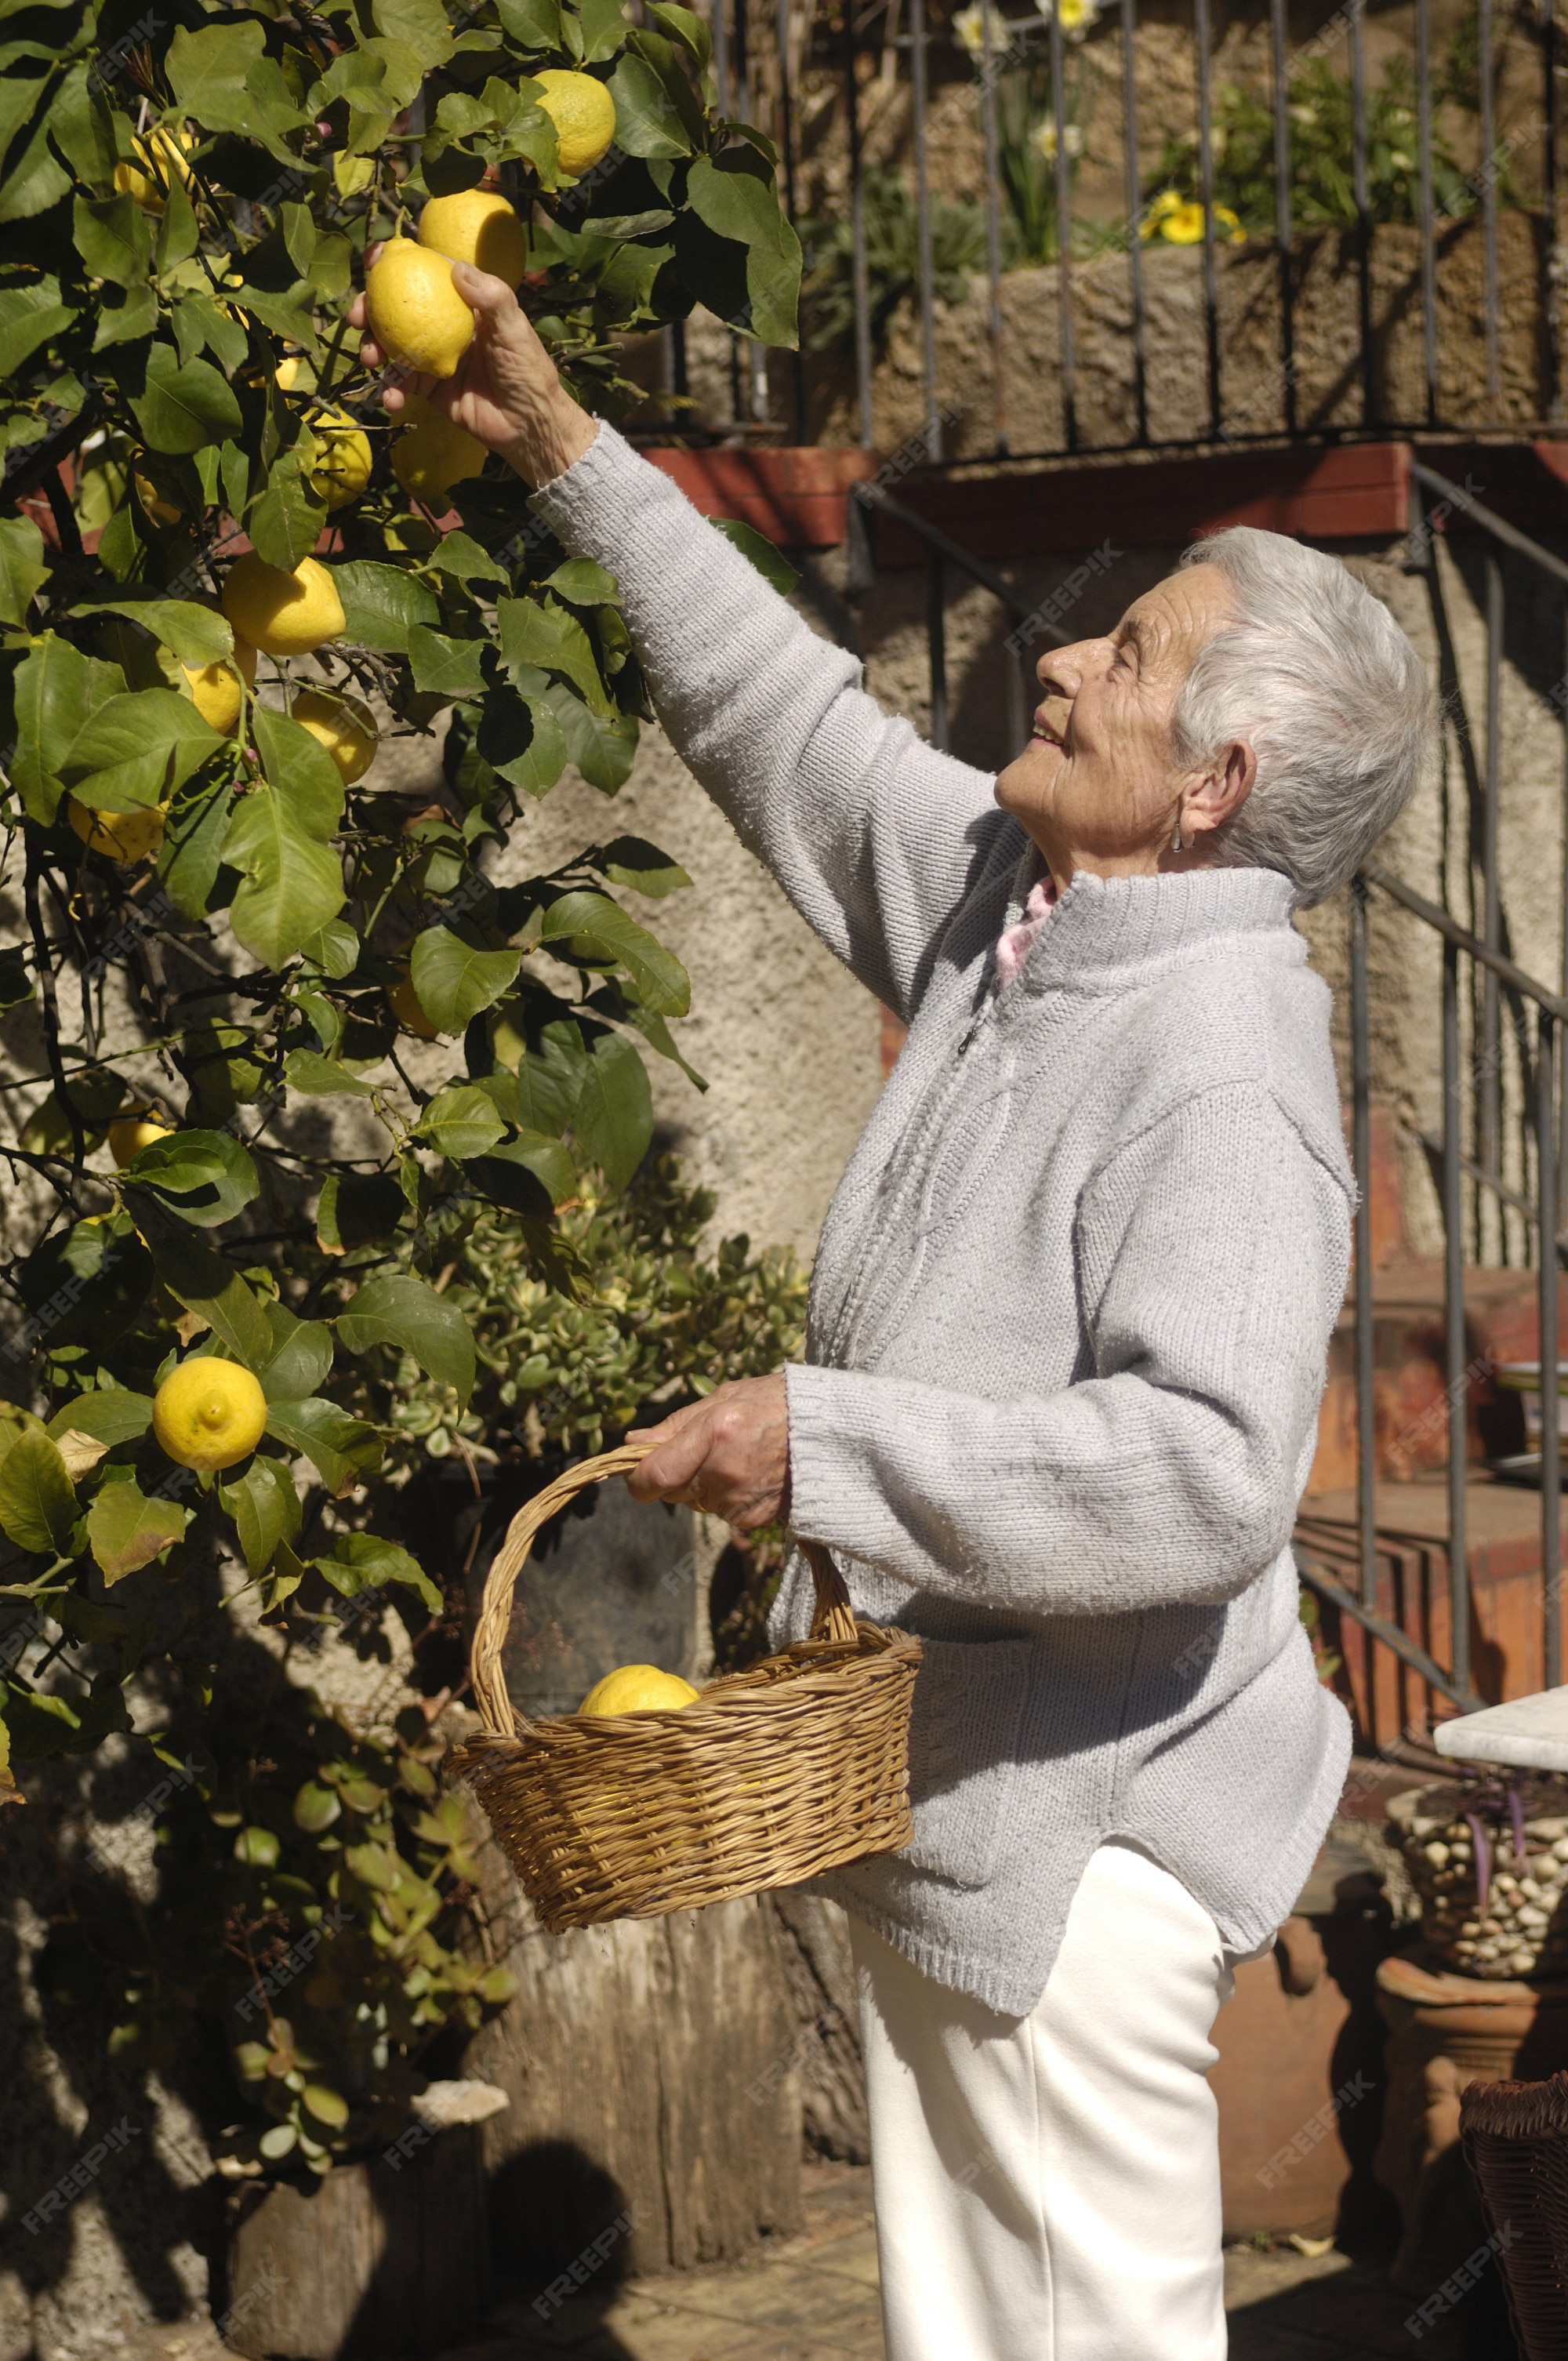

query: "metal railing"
xmin=699 ymin=0 xmax=1563 ymax=461
xmin=860 ymin=441 xmax=1568 ymax=1729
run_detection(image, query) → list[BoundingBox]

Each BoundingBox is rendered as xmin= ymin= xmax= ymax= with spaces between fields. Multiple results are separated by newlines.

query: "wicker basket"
xmin=1461 ymin=2070 xmax=1568 ymax=2359
xmin=448 ymin=1442 xmax=923 ymax=1931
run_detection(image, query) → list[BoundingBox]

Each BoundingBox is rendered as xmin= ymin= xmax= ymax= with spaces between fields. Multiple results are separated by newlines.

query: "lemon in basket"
xmin=578 ymin=1665 xmax=699 ymax=1716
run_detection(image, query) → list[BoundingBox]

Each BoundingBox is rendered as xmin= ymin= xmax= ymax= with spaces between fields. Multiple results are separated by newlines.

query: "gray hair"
xmin=1172 ymin=526 xmax=1430 ymax=906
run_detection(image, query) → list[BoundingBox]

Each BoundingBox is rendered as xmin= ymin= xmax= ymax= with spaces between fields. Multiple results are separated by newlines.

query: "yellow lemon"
xmin=365 ymin=238 xmax=474 ymax=381
xmin=67 ymin=799 xmax=168 ymax=863
xmin=291 ymin=689 xmax=379 ymax=786
xmin=577 ymin=1665 xmax=701 ymax=1716
xmin=418 ymin=188 xmax=529 ymax=284
xmin=274 ymin=356 xmax=307 ymax=392
xmin=152 ymin=1359 xmax=268 ymax=1473
xmin=184 ymin=638 xmax=257 ymax=734
xmin=108 ymin=1115 xmax=174 ymax=1168
xmin=132 ymin=461 xmax=185 ymax=527
xmin=114 ymin=127 xmax=198 ymax=212
xmin=390 ymin=394 xmax=487 ymax=507
xmin=533 ymin=70 xmax=618 ymax=178
xmin=307 ymin=409 xmax=373 ymax=510
xmin=223 ymin=554 xmax=345 ymax=658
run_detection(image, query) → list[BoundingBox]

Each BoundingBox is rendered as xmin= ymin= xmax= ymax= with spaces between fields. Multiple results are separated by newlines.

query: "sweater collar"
xmin=1014 ymin=861 xmax=1301 ymax=993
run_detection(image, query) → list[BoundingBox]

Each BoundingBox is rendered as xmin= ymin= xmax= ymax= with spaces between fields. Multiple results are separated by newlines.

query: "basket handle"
xmin=469 ymin=1439 xmax=858 ymax=1736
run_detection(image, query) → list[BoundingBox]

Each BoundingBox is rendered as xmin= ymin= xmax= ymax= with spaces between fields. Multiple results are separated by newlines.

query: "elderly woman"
xmin=356 ymin=265 xmax=1428 ymax=2360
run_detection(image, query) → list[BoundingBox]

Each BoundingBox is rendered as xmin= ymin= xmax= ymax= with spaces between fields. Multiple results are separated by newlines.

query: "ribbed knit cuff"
xmin=785 ymin=1360 xmax=878 ymax=1556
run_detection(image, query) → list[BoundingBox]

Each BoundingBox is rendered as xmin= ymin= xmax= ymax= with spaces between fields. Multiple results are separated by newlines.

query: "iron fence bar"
xmin=844 ymin=0 xmax=873 ymax=451
xmin=1350 ymin=0 xmax=1375 ymax=427
xmin=1409 ymin=462 xmax=1568 ymax=592
xmin=774 ymin=0 xmax=805 ymax=440
xmin=1269 ymin=0 xmax=1295 ymax=436
xmin=909 ymin=0 xmax=942 ymax=461
xmin=1541 ymin=1008 xmax=1563 ymax=1686
xmin=1295 ymin=1553 xmax=1489 ymax=1716
xmin=1417 ymin=1128 xmax=1568 ymax=1250
xmin=1443 ymin=935 xmax=1472 ymax=1702
xmin=979 ymin=13 xmax=1008 ymax=455
xmin=1364 ymin=862 xmax=1568 ymax=1019
xmin=711 ymin=0 xmax=731 ymax=119
xmin=1121 ymin=0 xmax=1149 ymax=445
xmin=1193 ymin=0 xmax=1221 ymax=439
xmin=1481 ymin=554 xmax=1503 ymax=1245
xmin=1560 ymin=601 xmax=1568 ymax=1183
xmin=1478 ymin=0 xmax=1502 ymax=420
xmin=1416 ymin=0 xmax=1439 ymax=427
xmin=855 ymin=482 xmax=1038 ymax=619
xmin=1049 ymin=3 xmax=1079 ymax=452
xmin=1351 ymin=877 xmax=1377 ymax=1608
xmin=1545 ymin=0 xmax=1563 ymax=422
xmin=927 ymin=550 xmax=948 ymax=750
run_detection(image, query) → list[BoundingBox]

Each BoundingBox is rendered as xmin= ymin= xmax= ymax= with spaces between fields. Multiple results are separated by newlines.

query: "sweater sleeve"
xmin=527 ymin=426 xmax=1005 ymax=1021
xmin=783 ymin=1085 xmax=1349 ymax=1615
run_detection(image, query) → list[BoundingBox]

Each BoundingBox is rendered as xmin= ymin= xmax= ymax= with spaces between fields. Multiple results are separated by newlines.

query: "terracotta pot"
xmin=1374 ymin=1948 xmax=1568 ymax=2294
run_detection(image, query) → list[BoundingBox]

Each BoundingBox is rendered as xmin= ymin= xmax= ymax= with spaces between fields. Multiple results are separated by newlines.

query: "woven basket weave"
xmin=448 ymin=1441 xmax=923 ymax=1931
xmin=1461 ymin=2070 xmax=1568 ymax=2359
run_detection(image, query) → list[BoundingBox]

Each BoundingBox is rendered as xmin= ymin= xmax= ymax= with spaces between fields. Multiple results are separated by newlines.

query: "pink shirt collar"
xmin=994 ymin=872 xmax=1059 ymax=988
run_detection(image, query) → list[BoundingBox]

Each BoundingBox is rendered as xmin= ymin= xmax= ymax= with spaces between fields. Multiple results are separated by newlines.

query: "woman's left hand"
xmin=626 ymin=1375 xmax=789 ymax=1530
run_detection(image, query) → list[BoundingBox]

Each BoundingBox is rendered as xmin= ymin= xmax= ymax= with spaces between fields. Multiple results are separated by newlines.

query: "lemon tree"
xmin=0 ymin=0 xmax=803 ymax=2167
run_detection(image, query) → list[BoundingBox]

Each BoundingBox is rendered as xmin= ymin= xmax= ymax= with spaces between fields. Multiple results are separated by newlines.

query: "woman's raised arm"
xmin=354 ymin=264 xmax=1007 ymax=1021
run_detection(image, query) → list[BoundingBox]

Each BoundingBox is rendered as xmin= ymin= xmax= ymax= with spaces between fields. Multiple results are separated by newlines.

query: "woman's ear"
xmin=1182 ymin=739 xmax=1257 ymax=841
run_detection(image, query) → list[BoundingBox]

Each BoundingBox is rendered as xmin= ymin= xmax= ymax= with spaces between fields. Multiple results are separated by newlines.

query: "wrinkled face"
xmin=996 ymin=562 xmax=1237 ymax=877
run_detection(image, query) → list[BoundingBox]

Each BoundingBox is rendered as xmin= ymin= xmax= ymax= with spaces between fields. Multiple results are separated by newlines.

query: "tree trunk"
xmin=464 ymin=1829 xmax=804 ymax=2279
xmin=223 ymin=2128 xmax=488 ymax=2360
xmin=768 ymin=1891 xmax=871 ymax=2164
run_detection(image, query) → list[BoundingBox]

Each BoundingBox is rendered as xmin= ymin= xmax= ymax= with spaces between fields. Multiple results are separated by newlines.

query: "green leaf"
xmin=60 ymin=689 xmax=223 ymax=815
xmin=544 ymin=558 xmax=619 ymax=606
xmin=328 ymin=561 xmax=440 ymax=653
xmin=293 ymin=1780 xmax=340 ymax=1832
xmin=538 ymin=890 xmax=688 ymax=1015
xmin=166 ymin=20 xmax=310 ymax=158
xmin=543 ymin=682 xmax=639 ymax=792
xmin=494 ymin=0 xmax=564 ymax=46
xmin=93 ymin=282 xmax=159 ymax=354
xmin=496 ymin=594 xmax=609 ymax=714
xmin=572 ymin=1030 xmax=653 ymax=1193
xmin=406 ymin=624 xmax=488 ymax=702
xmin=17 ymin=1219 xmax=153 ymax=1352
xmin=302 ymin=2082 xmax=350 ymax=2130
xmin=45 ymin=1393 xmax=154 ymax=1448
xmin=218 ymin=1455 xmax=301 ymax=1574
xmin=606 ymin=49 xmax=695 ymax=158
xmin=336 ymin=1273 xmax=476 ymax=1404
xmin=466 ymin=1129 xmax=576 ymax=1211
xmin=86 ymin=1477 xmax=189 ymax=1585
xmin=122 ymin=1128 xmax=260 ymax=1229
xmin=475 ymin=687 xmax=568 ymax=798
xmin=0 ymin=947 xmax=32 ymax=1009
xmin=234 ymin=1823 xmax=280 ymax=1867
xmin=223 ymin=789 xmax=347 ymax=969
xmin=72 ymin=194 xmax=153 ymax=289
xmin=128 ymin=345 xmax=245 ymax=458
xmin=172 ymin=292 xmax=249 ymax=376
xmin=685 ymin=155 xmax=801 ymax=349
xmin=0 ymin=514 xmax=47 ymax=628
xmin=9 ymin=634 xmax=125 ymax=826
xmin=0 ymin=284 xmax=76 ymax=376
xmin=315 ymin=1173 xmax=405 ymax=1255
xmin=408 ymin=924 xmax=521 ymax=1035
xmin=159 ymin=779 xmax=235 ymax=922
xmin=595 ymin=834 xmax=691 ymax=897
xmin=252 ymin=707 xmax=345 ymax=841
xmin=263 ymin=1397 xmax=382 ymax=1497
xmin=147 ymin=1230 xmax=275 ymax=1374
xmin=258 ymin=1304 xmax=335 ymax=1404
xmin=0 ymin=81 xmax=69 ymax=223
xmin=76 ymin=598 xmax=233 ymax=669
xmin=649 ymin=3 xmax=710 ymax=67
xmin=155 ymin=176 xmax=200 ymax=275
xmin=0 ymin=1429 xmax=75 ymax=1557
xmin=247 ymin=445 xmax=329 ymax=573
xmin=284 ymin=1048 xmax=375 ymax=1099
xmin=425 ymin=532 xmax=509 ymax=587
xmin=414 ymin=1084 xmax=506 ymax=1161
xmin=372 ymin=0 xmax=454 ymax=68
xmin=299 ymin=918 xmax=361 ymax=980
xmin=321 ymin=1531 xmax=441 ymax=1614
xmin=709 ymin=514 xmax=800 ymax=595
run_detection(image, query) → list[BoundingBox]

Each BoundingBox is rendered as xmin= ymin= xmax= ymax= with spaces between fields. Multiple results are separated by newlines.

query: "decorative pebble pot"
xmin=1388 ymin=1778 xmax=1568 ymax=1980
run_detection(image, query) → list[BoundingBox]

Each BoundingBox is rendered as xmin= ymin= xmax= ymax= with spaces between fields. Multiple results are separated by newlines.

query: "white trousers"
xmin=852 ymin=1840 xmax=1237 ymax=2361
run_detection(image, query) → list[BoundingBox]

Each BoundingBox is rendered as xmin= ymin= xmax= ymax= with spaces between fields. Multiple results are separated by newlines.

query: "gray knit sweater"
xmin=532 ymin=427 xmax=1354 ymax=2015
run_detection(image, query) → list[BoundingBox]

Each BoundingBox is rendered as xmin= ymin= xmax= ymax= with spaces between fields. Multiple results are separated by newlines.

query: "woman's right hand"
xmin=349 ymin=256 xmax=598 ymax=488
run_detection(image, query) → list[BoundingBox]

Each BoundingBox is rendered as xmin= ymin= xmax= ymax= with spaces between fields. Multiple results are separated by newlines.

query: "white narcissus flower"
xmin=1037 ymin=0 xmax=1101 ymax=35
xmin=1033 ymin=118 xmax=1085 ymax=162
xmin=953 ymin=2 xmax=1005 ymax=54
